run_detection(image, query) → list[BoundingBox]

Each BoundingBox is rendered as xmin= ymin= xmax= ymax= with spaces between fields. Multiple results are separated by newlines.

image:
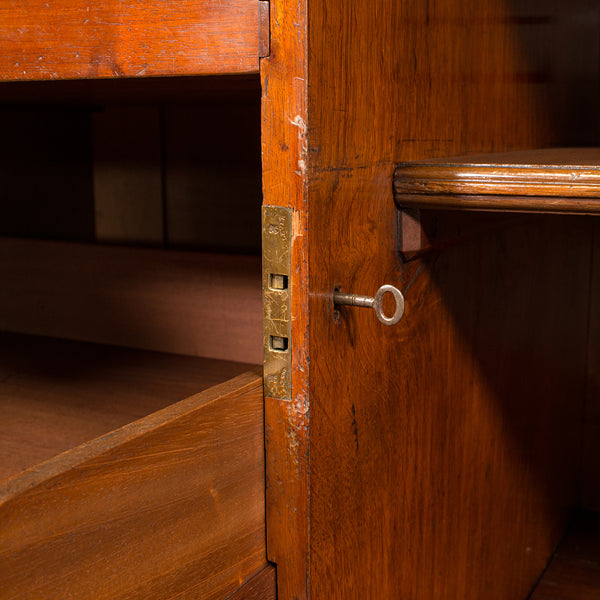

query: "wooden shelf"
xmin=531 ymin=512 xmax=600 ymax=599
xmin=394 ymin=148 xmax=600 ymax=215
xmin=0 ymin=0 xmax=267 ymax=81
xmin=0 ymin=331 xmax=256 ymax=482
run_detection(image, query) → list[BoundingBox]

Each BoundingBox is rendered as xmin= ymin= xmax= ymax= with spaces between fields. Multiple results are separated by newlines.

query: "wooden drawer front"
xmin=0 ymin=0 xmax=262 ymax=81
xmin=0 ymin=372 xmax=267 ymax=600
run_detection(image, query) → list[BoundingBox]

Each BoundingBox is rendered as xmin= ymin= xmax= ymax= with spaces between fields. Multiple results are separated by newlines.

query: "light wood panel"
xmin=0 ymin=238 xmax=262 ymax=364
xmin=0 ymin=331 xmax=254 ymax=481
xmin=394 ymin=148 xmax=600 ymax=214
xmin=0 ymin=0 xmax=263 ymax=81
xmin=0 ymin=372 xmax=266 ymax=599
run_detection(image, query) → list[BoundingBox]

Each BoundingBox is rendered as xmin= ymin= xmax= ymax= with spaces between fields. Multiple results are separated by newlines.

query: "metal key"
xmin=333 ymin=284 xmax=405 ymax=326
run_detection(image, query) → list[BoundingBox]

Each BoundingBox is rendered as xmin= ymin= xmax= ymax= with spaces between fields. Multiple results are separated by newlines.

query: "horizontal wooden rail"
xmin=0 ymin=0 xmax=264 ymax=81
xmin=0 ymin=238 xmax=262 ymax=363
xmin=394 ymin=148 xmax=600 ymax=215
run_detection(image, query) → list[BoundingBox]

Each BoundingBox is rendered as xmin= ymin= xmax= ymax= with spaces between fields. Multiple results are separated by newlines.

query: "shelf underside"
xmin=0 ymin=0 xmax=265 ymax=81
xmin=394 ymin=148 xmax=600 ymax=214
xmin=531 ymin=512 xmax=600 ymax=599
xmin=0 ymin=331 xmax=256 ymax=482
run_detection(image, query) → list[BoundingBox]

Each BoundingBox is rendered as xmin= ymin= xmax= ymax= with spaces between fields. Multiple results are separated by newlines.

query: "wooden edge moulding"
xmin=394 ymin=148 xmax=600 ymax=214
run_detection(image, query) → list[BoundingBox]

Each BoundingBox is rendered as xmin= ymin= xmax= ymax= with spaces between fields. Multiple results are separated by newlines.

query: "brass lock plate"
xmin=262 ymin=206 xmax=292 ymax=400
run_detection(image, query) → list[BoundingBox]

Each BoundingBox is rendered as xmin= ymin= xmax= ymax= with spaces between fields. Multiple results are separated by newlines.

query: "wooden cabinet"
xmin=0 ymin=1 xmax=599 ymax=599
xmin=0 ymin=3 xmax=273 ymax=599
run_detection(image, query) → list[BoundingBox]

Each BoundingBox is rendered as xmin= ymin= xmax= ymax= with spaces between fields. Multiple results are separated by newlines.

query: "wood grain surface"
xmin=394 ymin=148 xmax=600 ymax=214
xmin=0 ymin=372 xmax=267 ymax=600
xmin=0 ymin=0 xmax=261 ymax=81
xmin=303 ymin=0 xmax=599 ymax=599
xmin=227 ymin=564 xmax=277 ymax=600
xmin=0 ymin=331 xmax=255 ymax=481
xmin=0 ymin=238 xmax=262 ymax=364
xmin=530 ymin=512 xmax=600 ymax=599
xmin=260 ymin=0 xmax=310 ymax=597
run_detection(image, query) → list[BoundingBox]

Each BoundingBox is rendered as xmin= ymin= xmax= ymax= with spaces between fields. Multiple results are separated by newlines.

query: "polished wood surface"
xmin=260 ymin=0 xmax=310 ymax=597
xmin=0 ymin=332 xmax=255 ymax=481
xmin=0 ymin=0 xmax=261 ymax=81
xmin=0 ymin=372 xmax=266 ymax=600
xmin=228 ymin=565 xmax=277 ymax=600
xmin=394 ymin=148 xmax=600 ymax=214
xmin=0 ymin=238 xmax=262 ymax=364
xmin=301 ymin=1 xmax=599 ymax=598
xmin=530 ymin=512 xmax=600 ymax=600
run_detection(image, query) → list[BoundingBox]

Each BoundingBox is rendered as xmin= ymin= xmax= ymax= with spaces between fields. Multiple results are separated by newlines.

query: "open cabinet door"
xmin=261 ymin=0 xmax=600 ymax=599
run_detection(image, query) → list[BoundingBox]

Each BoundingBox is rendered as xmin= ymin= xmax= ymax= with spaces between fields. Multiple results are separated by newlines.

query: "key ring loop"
xmin=372 ymin=285 xmax=405 ymax=325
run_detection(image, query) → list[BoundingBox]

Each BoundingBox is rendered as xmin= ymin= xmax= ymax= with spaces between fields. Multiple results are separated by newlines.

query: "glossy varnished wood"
xmin=303 ymin=1 xmax=599 ymax=599
xmin=0 ymin=372 xmax=267 ymax=599
xmin=0 ymin=0 xmax=261 ymax=81
xmin=227 ymin=564 xmax=277 ymax=600
xmin=530 ymin=512 xmax=600 ymax=600
xmin=0 ymin=238 xmax=262 ymax=364
xmin=0 ymin=332 xmax=255 ymax=481
xmin=394 ymin=148 xmax=600 ymax=214
xmin=260 ymin=0 xmax=310 ymax=598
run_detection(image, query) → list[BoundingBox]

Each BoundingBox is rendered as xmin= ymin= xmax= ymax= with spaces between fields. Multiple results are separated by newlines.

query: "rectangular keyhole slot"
xmin=269 ymin=274 xmax=288 ymax=290
xmin=270 ymin=335 xmax=289 ymax=352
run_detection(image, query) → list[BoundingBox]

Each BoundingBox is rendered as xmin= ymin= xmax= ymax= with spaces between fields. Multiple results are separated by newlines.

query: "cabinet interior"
xmin=0 ymin=74 xmax=263 ymax=484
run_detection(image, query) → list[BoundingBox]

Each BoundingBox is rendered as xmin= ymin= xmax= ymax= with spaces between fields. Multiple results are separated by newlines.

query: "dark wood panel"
xmin=0 ymin=332 xmax=255 ymax=482
xmin=304 ymin=1 xmax=599 ymax=599
xmin=530 ymin=512 xmax=600 ymax=599
xmin=311 ymin=215 xmax=591 ymax=600
xmin=398 ymin=208 xmax=526 ymax=260
xmin=0 ymin=238 xmax=262 ymax=364
xmin=0 ymin=107 xmax=94 ymax=241
xmin=394 ymin=149 xmax=600 ymax=214
xmin=0 ymin=372 xmax=266 ymax=599
xmin=0 ymin=74 xmax=261 ymax=105
xmin=165 ymin=98 xmax=262 ymax=254
xmin=583 ymin=220 xmax=600 ymax=510
xmin=0 ymin=0 xmax=261 ymax=81
xmin=93 ymin=105 xmax=163 ymax=245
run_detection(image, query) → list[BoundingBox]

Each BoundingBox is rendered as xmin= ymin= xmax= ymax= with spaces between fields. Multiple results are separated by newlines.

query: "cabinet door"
xmin=261 ymin=0 xmax=599 ymax=599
